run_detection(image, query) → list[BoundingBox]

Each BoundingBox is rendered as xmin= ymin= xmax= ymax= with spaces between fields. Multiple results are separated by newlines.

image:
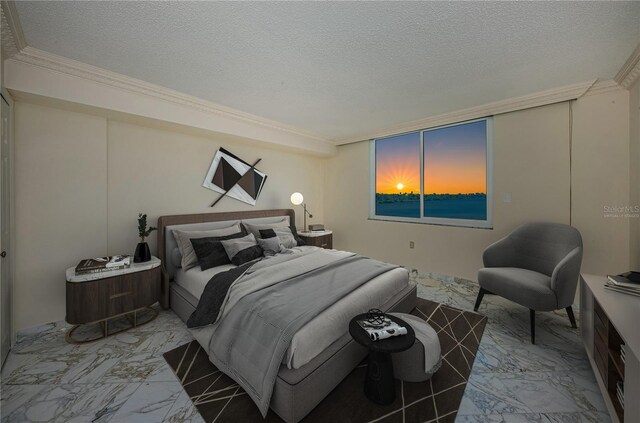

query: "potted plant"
xmin=134 ymin=213 xmax=157 ymax=263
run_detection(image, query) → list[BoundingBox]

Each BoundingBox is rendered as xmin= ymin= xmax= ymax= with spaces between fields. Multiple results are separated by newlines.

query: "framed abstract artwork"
xmin=203 ymin=148 xmax=267 ymax=206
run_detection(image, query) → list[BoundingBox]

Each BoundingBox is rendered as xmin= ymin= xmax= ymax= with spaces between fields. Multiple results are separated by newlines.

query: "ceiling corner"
xmin=1 ymin=1 xmax=27 ymax=60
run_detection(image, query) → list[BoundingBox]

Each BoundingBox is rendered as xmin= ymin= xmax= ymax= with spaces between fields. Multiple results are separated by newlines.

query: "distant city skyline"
xmin=376 ymin=120 xmax=487 ymax=195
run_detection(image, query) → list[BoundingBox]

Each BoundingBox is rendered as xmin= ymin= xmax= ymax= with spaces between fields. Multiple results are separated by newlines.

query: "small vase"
xmin=134 ymin=242 xmax=151 ymax=263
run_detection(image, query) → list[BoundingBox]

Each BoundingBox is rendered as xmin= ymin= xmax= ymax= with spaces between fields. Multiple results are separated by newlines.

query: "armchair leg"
xmin=530 ymin=310 xmax=535 ymax=344
xmin=566 ymin=306 xmax=577 ymax=329
xmin=474 ymin=288 xmax=487 ymax=312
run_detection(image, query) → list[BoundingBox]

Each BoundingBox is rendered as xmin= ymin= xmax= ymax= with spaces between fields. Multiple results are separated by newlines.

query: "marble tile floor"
xmin=0 ymin=274 xmax=609 ymax=423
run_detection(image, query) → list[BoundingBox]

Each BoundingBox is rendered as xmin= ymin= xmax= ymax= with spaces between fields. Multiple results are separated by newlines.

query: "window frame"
xmin=369 ymin=117 xmax=493 ymax=229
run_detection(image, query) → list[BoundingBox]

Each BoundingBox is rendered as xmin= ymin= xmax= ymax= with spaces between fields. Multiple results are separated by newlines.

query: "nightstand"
xmin=65 ymin=256 xmax=161 ymax=343
xmin=298 ymin=230 xmax=333 ymax=249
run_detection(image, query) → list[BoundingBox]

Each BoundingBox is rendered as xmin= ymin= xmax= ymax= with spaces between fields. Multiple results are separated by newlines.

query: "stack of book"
xmin=75 ymin=255 xmax=131 ymax=275
xmin=605 ymin=271 xmax=640 ymax=297
xmin=616 ymin=381 xmax=624 ymax=410
xmin=621 ymin=344 xmax=626 ymax=364
xmin=357 ymin=316 xmax=407 ymax=341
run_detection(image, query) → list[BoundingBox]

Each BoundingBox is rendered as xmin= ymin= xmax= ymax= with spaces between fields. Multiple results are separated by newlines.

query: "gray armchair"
xmin=474 ymin=222 xmax=583 ymax=344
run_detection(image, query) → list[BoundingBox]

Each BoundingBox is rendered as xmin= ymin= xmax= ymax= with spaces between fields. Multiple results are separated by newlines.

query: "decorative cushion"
xmin=257 ymin=236 xmax=283 ymax=256
xmin=260 ymin=227 xmax=304 ymax=248
xmin=221 ymin=234 xmax=264 ymax=266
xmin=173 ymin=223 xmax=242 ymax=270
xmin=190 ymin=232 xmax=246 ymax=270
xmin=289 ymin=225 xmax=305 ymax=246
xmin=242 ymin=218 xmax=290 ymax=240
xmin=259 ymin=228 xmax=277 ymax=239
xmin=389 ymin=313 xmax=442 ymax=382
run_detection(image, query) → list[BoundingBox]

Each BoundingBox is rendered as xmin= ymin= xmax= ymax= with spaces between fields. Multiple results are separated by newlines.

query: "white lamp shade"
xmin=290 ymin=192 xmax=304 ymax=205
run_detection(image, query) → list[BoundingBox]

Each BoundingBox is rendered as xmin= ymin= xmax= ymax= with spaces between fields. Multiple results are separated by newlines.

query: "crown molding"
xmin=11 ymin=46 xmax=329 ymax=144
xmin=0 ymin=1 xmax=26 ymax=59
xmin=582 ymin=79 xmax=627 ymax=97
xmin=615 ymin=42 xmax=640 ymax=89
xmin=6 ymin=46 xmax=336 ymax=156
xmin=332 ymin=79 xmax=597 ymax=145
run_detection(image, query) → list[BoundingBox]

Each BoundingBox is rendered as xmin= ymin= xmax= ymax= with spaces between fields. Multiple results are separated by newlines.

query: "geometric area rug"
xmin=163 ymin=298 xmax=487 ymax=423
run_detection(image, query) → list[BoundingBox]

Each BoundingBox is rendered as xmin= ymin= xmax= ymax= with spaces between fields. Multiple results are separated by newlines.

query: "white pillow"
xmin=271 ymin=227 xmax=298 ymax=249
xmin=257 ymin=236 xmax=284 ymax=256
xmin=242 ymin=218 xmax=290 ymax=239
xmin=173 ymin=223 xmax=242 ymax=271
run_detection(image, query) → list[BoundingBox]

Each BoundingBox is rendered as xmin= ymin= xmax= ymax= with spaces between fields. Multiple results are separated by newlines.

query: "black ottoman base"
xmin=364 ymin=351 xmax=395 ymax=405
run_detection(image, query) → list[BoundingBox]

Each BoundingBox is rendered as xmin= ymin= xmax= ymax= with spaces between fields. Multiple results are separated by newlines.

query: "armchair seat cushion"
xmin=478 ymin=267 xmax=557 ymax=311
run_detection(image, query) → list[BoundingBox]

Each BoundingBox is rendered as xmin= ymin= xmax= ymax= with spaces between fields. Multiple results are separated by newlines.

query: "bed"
xmin=157 ymin=209 xmax=417 ymax=422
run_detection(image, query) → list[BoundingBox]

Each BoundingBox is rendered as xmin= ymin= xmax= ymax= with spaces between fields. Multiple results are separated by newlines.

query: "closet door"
xmin=1 ymin=94 xmax=11 ymax=367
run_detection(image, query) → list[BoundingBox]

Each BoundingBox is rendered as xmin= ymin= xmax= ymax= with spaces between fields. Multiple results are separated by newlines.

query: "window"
xmin=370 ymin=118 xmax=492 ymax=228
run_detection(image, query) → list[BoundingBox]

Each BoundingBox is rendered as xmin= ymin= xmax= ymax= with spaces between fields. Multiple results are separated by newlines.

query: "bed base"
xmin=170 ymin=282 xmax=417 ymax=422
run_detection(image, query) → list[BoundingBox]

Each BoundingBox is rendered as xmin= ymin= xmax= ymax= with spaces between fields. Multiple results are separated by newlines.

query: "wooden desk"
xmin=580 ymin=274 xmax=640 ymax=422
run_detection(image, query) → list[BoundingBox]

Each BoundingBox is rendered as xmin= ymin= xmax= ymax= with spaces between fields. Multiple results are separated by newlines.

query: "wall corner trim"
xmin=615 ymin=42 xmax=640 ymax=89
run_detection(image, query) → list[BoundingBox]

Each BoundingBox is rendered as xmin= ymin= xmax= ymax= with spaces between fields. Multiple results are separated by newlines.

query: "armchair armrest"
xmin=482 ymin=236 xmax=516 ymax=268
xmin=551 ymin=246 xmax=583 ymax=309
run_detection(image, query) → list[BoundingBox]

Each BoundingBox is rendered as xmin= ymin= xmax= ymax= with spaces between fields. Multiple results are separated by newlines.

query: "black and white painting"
xmin=203 ymin=148 xmax=267 ymax=206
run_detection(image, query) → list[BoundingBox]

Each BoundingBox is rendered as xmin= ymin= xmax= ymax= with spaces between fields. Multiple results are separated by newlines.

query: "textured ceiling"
xmin=15 ymin=1 xmax=640 ymax=141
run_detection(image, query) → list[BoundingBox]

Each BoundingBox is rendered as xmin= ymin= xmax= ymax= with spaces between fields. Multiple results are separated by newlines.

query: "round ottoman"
xmin=389 ymin=313 xmax=442 ymax=382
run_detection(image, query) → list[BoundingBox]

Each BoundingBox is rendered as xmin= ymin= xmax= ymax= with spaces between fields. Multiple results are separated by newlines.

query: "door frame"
xmin=1 ymin=86 xmax=15 ymax=350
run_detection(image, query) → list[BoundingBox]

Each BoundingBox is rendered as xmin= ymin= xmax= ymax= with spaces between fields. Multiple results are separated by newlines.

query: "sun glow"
xmin=396 ymin=183 xmax=404 ymax=191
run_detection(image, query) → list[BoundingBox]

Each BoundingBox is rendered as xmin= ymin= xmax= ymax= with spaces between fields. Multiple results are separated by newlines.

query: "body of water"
xmin=376 ymin=197 xmax=486 ymax=220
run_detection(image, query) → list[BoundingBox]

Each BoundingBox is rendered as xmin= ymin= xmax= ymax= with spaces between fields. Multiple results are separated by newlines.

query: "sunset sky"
xmin=375 ymin=132 xmax=421 ymax=194
xmin=376 ymin=120 xmax=486 ymax=195
xmin=424 ymin=120 xmax=487 ymax=195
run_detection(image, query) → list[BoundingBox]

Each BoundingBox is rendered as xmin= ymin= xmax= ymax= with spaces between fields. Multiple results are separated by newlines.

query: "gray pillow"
xmin=173 ymin=223 xmax=242 ymax=270
xmin=171 ymin=248 xmax=182 ymax=269
xmin=271 ymin=227 xmax=298 ymax=249
xmin=257 ymin=236 xmax=284 ymax=256
xmin=221 ymin=234 xmax=263 ymax=265
xmin=242 ymin=218 xmax=290 ymax=240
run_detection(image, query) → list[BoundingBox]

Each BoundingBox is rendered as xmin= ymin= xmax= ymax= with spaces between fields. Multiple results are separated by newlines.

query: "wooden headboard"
xmin=156 ymin=208 xmax=295 ymax=308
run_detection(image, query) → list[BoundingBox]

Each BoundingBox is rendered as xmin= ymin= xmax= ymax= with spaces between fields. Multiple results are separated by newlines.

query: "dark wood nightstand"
xmin=298 ymin=230 xmax=333 ymax=249
xmin=65 ymin=257 xmax=161 ymax=343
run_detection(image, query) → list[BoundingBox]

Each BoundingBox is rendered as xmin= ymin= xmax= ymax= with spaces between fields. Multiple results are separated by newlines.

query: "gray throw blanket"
xmin=204 ymin=250 xmax=397 ymax=417
xmin=186 ymin=263 xmax=253 ymax=328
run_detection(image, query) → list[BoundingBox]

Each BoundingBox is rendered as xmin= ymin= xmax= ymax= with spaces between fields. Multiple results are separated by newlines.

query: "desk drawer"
xmin=303 ymin=234 xmax=333 ymax=249
xmin=66 ymin=266 xmax=161 ymax=324
xmin=594 ymin=307 xmax=608 ymax=343
xmin=108 ymin=274 xmax=136 ymax=316
xmin=593 ymin=343 xmax=607 ymax=382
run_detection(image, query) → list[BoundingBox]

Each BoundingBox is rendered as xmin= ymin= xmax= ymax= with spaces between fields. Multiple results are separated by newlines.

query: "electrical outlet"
xmin=409 ymin=241 xmax=415 ymax=249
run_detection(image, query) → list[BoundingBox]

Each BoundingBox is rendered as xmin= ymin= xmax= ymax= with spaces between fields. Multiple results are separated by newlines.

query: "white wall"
xmin=14 ymin=101 xmax=325 ymax=330
xmin=12 ymin=86 xmax=634 ymax=330
xmin=325 ymin=102 xmax=571 ymax=280
xmin=15 ymin=102 xmax=108 ymax=330
xmin=325 ymin=89 xmax=632 ymax=280
xmin=106 ymin=120 xmax=325 ymax=256
xmin=572 ymin=89 xmax=631 ymax=275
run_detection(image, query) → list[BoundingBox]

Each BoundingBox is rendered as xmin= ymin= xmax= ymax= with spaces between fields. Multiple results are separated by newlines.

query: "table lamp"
xmin=290 ymin=192 xmax=312 ymax=231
